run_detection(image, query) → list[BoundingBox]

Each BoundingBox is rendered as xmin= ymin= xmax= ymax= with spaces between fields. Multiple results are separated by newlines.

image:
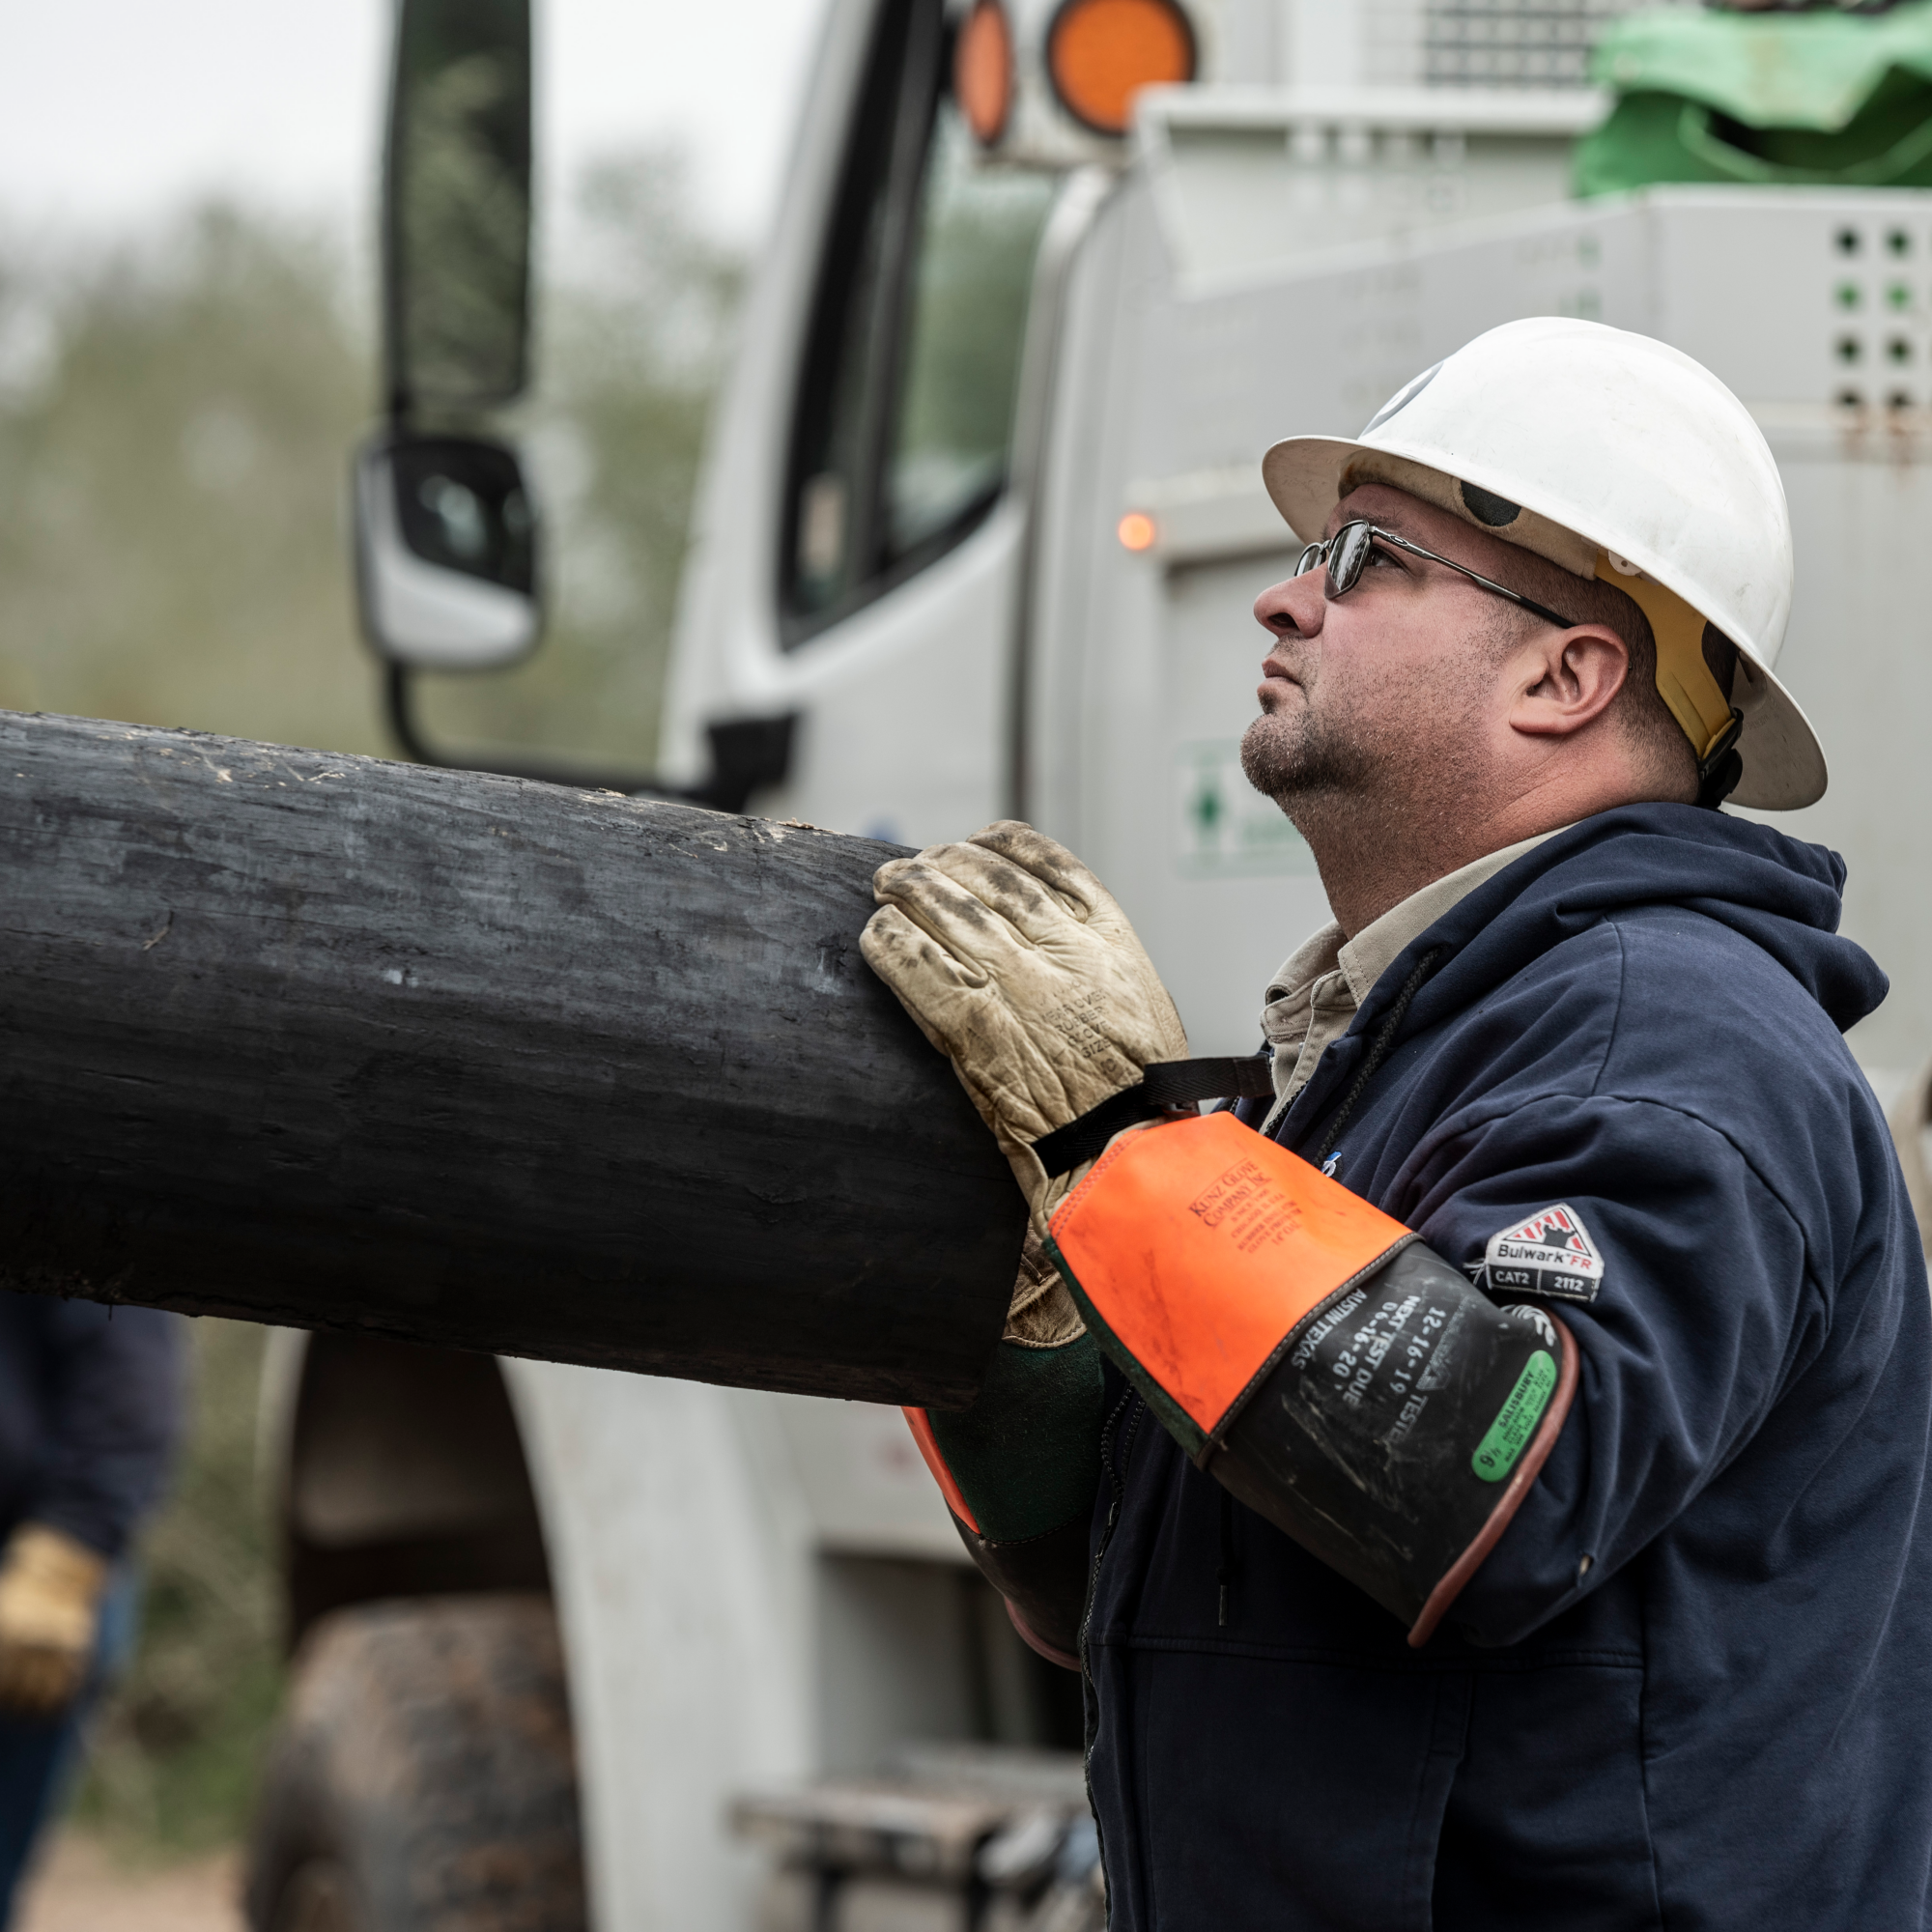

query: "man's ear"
xmin=1508 ymin=626 xmax=1629 ymax=741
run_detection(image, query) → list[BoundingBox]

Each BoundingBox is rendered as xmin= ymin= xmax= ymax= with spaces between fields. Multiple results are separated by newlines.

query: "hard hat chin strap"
xmin=1691 ymin=712 xmax=1746 ymax=810
xmin=1595 ymin=554 xmax=1744 ymax=806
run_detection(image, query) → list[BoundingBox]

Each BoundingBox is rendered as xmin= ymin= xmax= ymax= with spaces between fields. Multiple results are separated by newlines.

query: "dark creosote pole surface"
xmin=0 ymin=711 xmax=1021 ymax=1407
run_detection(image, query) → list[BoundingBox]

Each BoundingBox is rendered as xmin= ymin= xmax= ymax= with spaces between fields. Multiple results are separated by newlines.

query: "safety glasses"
xmin=1294 ymin=520 xmax=1579 ymax=632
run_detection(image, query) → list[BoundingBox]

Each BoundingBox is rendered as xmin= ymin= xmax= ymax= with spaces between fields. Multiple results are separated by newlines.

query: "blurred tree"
xmin=0 ymin=143 xmax=743 ymax=771
xmin=0 ymin=207 xmax=383 ymax=754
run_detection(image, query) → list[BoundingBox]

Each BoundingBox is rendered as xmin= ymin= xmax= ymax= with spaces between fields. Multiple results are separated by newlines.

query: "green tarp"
xmin=1577 ymin=3 xmax=1932 ymax=196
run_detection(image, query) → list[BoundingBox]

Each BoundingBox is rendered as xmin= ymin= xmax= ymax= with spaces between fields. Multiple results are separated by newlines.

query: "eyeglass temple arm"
xmin=1371 ymin=527 xmax=1581 ymax=633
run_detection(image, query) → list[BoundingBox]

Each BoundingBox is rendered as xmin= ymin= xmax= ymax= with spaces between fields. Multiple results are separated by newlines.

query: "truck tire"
xmin=244 ymin=1592 xmax=586 ymax=1932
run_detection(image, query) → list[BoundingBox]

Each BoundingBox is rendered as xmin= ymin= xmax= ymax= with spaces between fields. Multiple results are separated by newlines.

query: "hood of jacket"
xmin=1350 ymin=803 xmax=1887 ymax=1051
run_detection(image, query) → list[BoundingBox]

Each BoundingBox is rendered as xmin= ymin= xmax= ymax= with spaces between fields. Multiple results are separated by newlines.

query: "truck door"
xmin=657 ymin=0 xmax=1065 ymax=844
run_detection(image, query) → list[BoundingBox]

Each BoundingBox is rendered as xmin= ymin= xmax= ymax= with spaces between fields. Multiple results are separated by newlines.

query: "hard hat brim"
xmin=1261 ymin=435 xmax=1827 ymax=813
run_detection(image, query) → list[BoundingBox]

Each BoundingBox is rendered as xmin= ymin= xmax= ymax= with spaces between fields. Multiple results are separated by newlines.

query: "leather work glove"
xmin=1007 ymin=1226 xmax=1084 ymax=1349
xmin=0 ymin=1522 xmax=109 ymax=1717
xmin=863 ymin=820 xmax=1188 ymax=1250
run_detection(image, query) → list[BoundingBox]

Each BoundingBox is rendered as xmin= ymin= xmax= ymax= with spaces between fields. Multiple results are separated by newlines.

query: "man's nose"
xmin=1254 ymin=568 xmax=1325 ymax=641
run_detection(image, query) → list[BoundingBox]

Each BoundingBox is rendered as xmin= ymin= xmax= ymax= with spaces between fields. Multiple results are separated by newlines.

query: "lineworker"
xmin=864 ymin=318 xmax=1932 ymax=1927
xmin=0 ymin=1294 xmax=183 ymax=1926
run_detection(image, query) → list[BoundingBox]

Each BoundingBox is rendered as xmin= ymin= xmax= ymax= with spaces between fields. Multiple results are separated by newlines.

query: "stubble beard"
xmin=1239 ymin=701 xmax=1382 ymax=821
xmin=1239 ymin=646 xmax=1496 ymax=910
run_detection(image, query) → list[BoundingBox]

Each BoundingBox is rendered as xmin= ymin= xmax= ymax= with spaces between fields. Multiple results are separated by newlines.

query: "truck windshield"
xmin=783 ymin=0 xmax=1058 ymax=641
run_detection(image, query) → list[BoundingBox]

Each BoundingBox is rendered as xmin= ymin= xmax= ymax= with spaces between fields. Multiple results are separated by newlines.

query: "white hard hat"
xmin=1262 ymin=317 xmax=1824 ymax=810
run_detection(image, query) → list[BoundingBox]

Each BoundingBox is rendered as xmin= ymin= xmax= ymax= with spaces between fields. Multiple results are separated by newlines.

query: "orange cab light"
xmin=954 ymin=0 xmax=1014 ymax=148
xmin=1118 ymin=510 xmax=1157 ymax=552
xmin=1047 ymin=0 xmax=1196 ymax=139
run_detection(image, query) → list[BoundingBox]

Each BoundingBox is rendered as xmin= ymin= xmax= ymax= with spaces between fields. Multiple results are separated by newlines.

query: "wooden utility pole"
xmin=0 ymin=711 xmax=1021 ymax=1407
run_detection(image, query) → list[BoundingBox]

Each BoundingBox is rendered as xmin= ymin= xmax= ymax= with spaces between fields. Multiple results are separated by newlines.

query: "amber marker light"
xmin=1047 ymin=0 xmax=1197 ymax=139
xmin=954 ymin=0 xmax=1014 ymax=148
xmin=1118 ymin=510 xmax=1157 ymax=552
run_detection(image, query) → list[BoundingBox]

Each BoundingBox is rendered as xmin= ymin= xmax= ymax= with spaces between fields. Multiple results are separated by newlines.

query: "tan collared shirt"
xmin=1259 ymin=830 xmax=1566 ymax=1133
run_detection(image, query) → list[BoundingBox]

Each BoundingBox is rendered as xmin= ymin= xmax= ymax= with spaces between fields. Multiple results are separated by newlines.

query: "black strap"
xmin=1032 ymin=1055 xmax=1275 ymax=1178
xmin=1695 ymin=707 xmax=1745 ymax=810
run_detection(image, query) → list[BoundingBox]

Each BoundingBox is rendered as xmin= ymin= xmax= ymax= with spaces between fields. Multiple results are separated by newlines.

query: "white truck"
xmin=249 ymin=1 xmax=1932 ymax=1927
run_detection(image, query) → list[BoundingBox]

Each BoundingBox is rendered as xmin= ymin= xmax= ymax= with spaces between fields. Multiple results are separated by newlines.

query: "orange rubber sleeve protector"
xmin=901 ymin=1407 xmax=980 ymax=1533
xmin=1047 ymin=1113 xmax=1413 ymax=1439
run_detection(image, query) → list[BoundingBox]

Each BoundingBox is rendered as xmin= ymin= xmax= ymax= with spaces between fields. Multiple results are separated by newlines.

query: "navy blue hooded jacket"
xmin=0 ymin=1294 xmax=184 ymax=1561
xmin=1083 ymin=805 xmax=1932 ymax=1931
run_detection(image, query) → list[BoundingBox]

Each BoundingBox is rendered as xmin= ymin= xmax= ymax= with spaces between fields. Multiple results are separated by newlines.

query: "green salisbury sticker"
xmin=1472 ymin=1350 xmax=1557 ymax=1483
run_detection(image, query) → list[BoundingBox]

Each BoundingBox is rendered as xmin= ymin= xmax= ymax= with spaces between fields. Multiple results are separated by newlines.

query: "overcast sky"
xmin=0 ymin=0 xmax=825 ymax=247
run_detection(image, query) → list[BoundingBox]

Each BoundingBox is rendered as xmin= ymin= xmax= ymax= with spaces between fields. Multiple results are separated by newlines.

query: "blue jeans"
xmin=0 ymin=1569 xmax=138 ymax=1930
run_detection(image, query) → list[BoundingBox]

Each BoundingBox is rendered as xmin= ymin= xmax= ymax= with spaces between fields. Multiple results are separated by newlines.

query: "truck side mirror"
xmin=355 ymin=0 xmax=794 ymax=808
xmin=384 ymin=0 xmax=533 ymax=416
xmin=364 ymin=0 xmax=542 ymax=673
xmin=354 ymin=433 xmax=539 ymax=668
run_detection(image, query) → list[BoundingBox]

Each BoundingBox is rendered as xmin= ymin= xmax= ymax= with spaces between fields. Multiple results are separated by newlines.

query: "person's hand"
xmin=863 ymin=820 xmax=1187 ymax=1236
xmin=0 ymin=1522 xmax=108 ymax=1716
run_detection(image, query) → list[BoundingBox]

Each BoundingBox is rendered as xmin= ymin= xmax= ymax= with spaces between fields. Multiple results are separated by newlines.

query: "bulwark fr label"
xmin=1484 ymin=1204 xmax=1605 ymax=1304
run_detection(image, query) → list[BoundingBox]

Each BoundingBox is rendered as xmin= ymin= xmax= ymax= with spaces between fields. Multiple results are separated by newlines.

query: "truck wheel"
xmin=244 ymin=1592 xmax=586 ymax=1932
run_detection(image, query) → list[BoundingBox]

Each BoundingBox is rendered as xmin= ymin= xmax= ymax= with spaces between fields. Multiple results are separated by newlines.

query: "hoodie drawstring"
xmin=1311 ymin=946 xmax=1443 ymax=1171
xmin=1217 ymin=1486 xmax=1236 ymax=1628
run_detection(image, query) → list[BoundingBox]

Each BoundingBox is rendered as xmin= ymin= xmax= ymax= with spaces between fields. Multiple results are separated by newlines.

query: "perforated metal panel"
xmin=1422 ymin=0 xmax=1680 ymax=89
xmin=1821 ymin=213 xmax=1932 ymax=412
